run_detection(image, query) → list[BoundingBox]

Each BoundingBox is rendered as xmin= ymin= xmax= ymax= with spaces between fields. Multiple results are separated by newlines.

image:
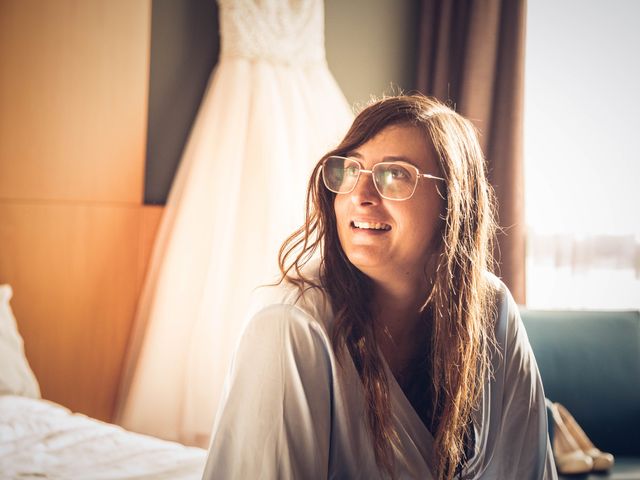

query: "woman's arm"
xmin=202 ymin=303 xmax=332 ymax=480
xmin=494 ymin=286 xmax=558 ymax=480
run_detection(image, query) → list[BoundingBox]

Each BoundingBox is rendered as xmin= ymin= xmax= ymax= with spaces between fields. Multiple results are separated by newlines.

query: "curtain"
xmin=416 ymin=0 xmax=527 ymax=303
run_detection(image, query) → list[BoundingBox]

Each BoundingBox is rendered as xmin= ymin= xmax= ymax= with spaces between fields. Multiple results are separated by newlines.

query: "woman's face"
xmin=333 ymin=124 xmax=445 ymax=283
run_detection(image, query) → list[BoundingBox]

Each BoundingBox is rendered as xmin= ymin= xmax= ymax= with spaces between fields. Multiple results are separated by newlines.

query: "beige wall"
xmin=325 ymin=0 xmax=419 ymax=109
xmin=0 ymin=0 xmax=160 ymax=422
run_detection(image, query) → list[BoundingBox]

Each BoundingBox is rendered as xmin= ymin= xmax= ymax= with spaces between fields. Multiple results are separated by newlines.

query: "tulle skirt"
xmin=116 ymin=57 xmax=352 ymax=445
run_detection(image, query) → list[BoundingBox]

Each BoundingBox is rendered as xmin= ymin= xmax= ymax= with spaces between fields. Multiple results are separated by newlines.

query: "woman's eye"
xmin=387 ymin=166 xmax=410 ymax=180
xmin=345 ymin=165 xmax=359 ymax=177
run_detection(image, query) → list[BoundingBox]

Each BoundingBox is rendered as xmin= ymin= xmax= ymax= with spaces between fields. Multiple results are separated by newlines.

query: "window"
xmin=524 ymin=0 xmax=640 ymax=309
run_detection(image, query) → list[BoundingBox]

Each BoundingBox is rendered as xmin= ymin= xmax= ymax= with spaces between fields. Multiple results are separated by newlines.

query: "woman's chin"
xmin=346 ymin=250 xmax=389 ymax=275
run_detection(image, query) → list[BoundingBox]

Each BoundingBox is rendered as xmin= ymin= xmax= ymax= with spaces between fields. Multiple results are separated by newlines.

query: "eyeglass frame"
xmin=320 ymin=155 xmax=446 ymax=201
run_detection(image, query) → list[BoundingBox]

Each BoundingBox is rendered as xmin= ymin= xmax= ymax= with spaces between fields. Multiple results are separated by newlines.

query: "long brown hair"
xmin=279 ymin=94 xmax=498 ymax=479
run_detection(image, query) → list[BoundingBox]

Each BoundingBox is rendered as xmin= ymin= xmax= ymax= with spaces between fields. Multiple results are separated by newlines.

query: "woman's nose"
xmin=350 ymin=172 xmax=380 ymax=206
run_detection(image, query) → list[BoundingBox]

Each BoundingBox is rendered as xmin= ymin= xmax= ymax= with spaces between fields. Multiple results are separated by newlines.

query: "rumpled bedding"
xmin=0 ymin=395 xmax=206 ymax=479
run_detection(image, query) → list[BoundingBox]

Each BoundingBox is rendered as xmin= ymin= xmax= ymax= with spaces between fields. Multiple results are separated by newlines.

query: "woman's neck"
xmin=372 ymin=276 xmax=432 ymax=374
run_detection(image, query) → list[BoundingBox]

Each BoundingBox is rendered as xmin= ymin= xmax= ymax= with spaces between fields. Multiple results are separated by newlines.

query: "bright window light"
xmin=524 ymin=0 xmax=640 ymax=309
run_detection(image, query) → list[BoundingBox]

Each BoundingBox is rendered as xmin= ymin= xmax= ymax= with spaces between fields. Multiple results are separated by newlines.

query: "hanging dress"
xmin=116 ymin=0 xmax=352 ymax=446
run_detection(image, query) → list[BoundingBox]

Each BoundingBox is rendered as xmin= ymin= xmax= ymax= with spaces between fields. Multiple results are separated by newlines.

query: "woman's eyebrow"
xmin=347 ymin=151 xmax=424 ymax=172
xmin=349 ymin=151 xmax=421 ymax=169
xmin=381 ymin=155 xmax=418 ymax=167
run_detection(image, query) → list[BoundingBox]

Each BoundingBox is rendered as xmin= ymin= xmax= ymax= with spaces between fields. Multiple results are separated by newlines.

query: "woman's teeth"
xmin=352 ymin=221 xmax=391 ymax=231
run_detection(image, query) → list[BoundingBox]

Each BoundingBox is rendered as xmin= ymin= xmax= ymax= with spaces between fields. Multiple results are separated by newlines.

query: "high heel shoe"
xmin=547 ymin=400 xmax=594 ymax=474
xmin=555 ymin=402 xmax=615 ymax=472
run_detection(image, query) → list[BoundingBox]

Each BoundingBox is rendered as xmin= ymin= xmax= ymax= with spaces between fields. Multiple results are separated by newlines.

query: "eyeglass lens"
xmin=322 ymin=156 xmax=418 ymax=200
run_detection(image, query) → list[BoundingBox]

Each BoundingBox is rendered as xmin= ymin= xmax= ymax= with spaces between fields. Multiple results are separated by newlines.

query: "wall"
xmin=0 ymin=0 xmax=161 ymax=422
xmin=144 ymin=0 xmax=219 ymax=205
xmin=325 ymin=0 xmax=420 ymax=108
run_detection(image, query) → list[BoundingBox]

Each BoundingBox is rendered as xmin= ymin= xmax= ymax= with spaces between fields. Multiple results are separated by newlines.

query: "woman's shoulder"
xmin=483 ymin=270 xmax=507 ymax=296
xmin=482 ymin=271 xmax=531 ymax=362
xmin=482 ymin=271 xmax=515 ymax=315
xmin=244 ymin=260 xmax=333 ymax=337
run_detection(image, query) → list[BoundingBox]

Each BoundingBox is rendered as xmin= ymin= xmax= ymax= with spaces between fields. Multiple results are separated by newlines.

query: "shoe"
xmin=555 ymin=402 xmax=615 ymax=472
xmin=548 ymin=401 xmax=594 ymax=474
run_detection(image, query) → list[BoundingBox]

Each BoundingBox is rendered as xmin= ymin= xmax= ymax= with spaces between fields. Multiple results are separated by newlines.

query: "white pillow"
xmin=0 ymin=284 xmax=40 ymax=398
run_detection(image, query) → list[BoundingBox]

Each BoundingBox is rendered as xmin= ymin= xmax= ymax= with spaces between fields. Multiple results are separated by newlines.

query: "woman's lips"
xmin=350 ymin=220 xmax=392 ymax=231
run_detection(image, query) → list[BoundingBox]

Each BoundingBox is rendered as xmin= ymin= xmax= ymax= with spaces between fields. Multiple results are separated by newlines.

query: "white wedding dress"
xmin=116 ymin=0 xmax=352 ymax=446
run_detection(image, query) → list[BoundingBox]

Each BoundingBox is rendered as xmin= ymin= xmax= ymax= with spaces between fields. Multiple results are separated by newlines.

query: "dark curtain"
xmin=416 ymin=0 xmax=527 ymax=303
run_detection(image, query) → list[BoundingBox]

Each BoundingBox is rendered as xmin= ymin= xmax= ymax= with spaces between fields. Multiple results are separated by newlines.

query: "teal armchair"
xmin=521 ymin=309 xmax=640 ymax=479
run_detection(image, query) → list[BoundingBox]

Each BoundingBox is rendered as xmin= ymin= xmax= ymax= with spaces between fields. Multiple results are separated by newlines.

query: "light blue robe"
xmin=202 ymin=269 xmax=557 ymax=479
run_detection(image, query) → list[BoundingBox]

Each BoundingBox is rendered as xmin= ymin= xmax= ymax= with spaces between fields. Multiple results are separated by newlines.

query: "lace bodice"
xmin=218 ymin=0 xmax=325 ymax=65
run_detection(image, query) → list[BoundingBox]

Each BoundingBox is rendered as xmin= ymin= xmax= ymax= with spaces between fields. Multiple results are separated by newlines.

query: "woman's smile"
xmin=351 ymin=220 xmax=391 ymax=231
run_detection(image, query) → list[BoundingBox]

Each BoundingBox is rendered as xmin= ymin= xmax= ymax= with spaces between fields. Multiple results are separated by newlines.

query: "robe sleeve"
xmin=494 ymin=285 xmax=558 ymax=480
xmin=202 ymin=304 xmax=332 ymax=480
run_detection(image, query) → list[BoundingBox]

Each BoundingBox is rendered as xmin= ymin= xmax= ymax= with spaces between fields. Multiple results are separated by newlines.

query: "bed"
xmin=0 ymin=284 xmax=207 ymax=479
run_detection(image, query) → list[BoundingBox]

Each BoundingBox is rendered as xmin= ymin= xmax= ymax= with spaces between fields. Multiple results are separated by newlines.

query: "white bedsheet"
xmin=0 ymin=395 xmax=206 ymax=479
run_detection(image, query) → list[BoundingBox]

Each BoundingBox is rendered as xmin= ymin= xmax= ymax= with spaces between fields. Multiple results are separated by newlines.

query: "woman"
xmin=202 ymin=95 xmax=557 ymax=479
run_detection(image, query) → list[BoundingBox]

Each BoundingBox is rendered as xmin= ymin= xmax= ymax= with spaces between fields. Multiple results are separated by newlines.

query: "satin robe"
xmin=202 ymin=270 xmax=557 ymax=479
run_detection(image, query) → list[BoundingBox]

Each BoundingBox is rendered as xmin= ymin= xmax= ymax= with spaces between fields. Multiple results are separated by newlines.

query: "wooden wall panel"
xmin=0 ymin=0 xmax=150 ymax=203
xmin=0 ymin=202 xmax=163 ymax=421
xmin=0 ymin=0 xmax=156 ymax=422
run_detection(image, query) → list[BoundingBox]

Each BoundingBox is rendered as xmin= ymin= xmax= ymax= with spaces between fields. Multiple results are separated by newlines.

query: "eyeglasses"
xmin=320 ymin=156 xmax=445 ymax=201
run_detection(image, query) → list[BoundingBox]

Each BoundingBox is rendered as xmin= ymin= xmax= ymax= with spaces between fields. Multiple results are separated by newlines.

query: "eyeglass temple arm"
xmin=420 ymin=173 xmax=446 ymax=182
